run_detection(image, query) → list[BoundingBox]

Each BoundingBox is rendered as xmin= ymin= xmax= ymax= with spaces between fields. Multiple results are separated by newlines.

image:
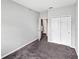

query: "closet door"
xmin=60 ymin=17 xmax=71 ymax=46
xmin=48 ymin=16 xmax=71 ymax=47
xmin=48 ymin=18 xmax=60 ymax=44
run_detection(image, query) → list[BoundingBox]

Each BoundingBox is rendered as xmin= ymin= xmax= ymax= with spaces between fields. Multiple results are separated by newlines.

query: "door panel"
xmin=48 ymin=18 xmax=60 ymax=44
xmin=60 ymin=17 xmax=68 ymax=45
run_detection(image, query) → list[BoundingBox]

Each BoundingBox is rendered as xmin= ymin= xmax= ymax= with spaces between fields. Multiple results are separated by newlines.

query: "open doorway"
xmin=40 ymin=19 xmax=48 ymax=40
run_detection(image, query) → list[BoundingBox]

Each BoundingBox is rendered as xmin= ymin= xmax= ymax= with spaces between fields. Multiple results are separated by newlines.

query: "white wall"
xmin=48 ymin=3 xmax=78 ymax=53
xmin=40 ymin=11 xmax=48 ymax=19
xmin=1 ymin=0 xmax=39 ymax=57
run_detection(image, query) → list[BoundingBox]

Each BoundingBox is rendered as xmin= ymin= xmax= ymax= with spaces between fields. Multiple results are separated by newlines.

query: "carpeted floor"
xmin=3 ymin=34 xmax=78 ymax=59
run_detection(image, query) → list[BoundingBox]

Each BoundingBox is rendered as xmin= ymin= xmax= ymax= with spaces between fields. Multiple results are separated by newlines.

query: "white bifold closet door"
xmin=48 ymin=16 xmax=71 ymax=47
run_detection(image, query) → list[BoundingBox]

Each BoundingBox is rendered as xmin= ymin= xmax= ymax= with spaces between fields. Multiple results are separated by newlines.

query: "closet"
xmin=48 ymin=16 xmax=71 ymax=47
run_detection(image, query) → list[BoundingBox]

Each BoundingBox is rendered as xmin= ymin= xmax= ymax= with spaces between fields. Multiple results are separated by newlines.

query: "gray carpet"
xmin=3 ymin=35 xmax=77 ymax=59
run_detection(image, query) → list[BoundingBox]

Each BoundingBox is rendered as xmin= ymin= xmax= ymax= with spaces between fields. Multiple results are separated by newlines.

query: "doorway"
xmin=40 ymin=19 xmax=48 ymax=40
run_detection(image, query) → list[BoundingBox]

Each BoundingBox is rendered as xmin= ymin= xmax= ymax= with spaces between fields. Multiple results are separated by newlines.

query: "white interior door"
xmin=49 ymin=18 xmax=60 ymax=43
xmin=48 ymin=16 xmax=71 ymax=47
xmin=60 ymin=17 xmax=71 ymax=46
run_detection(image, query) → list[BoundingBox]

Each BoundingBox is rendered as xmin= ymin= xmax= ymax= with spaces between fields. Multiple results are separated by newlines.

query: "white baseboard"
xmin=2 ymin=37 xmax=38 ymax=58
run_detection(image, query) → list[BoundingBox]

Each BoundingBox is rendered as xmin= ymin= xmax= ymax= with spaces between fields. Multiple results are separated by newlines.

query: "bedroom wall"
xmin=1 ymin=0 xmax=39 ymax=57
xmin=48 ymin=3 xmax=78 ymax=53
xmin=40 ymin=11 xmax=48 ymax=19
